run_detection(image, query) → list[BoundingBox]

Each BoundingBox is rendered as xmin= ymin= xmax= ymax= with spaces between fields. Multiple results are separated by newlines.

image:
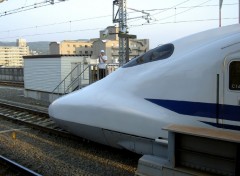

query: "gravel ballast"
xmin=0 ymin=86 xmax=140 ymax=175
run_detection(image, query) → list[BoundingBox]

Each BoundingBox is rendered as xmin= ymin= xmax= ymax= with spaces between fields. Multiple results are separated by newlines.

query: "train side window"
xmin=229 ymin=61 xmax=240 ymax=90
xmin=123 ymin=43 xmax=174 ymax=68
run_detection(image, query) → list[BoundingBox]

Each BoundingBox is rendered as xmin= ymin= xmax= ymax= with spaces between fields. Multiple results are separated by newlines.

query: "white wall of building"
xmin=24 ymin=57 xmax=61 ymax=92
xmin=24 ymin=55 xmax=87 ymax=93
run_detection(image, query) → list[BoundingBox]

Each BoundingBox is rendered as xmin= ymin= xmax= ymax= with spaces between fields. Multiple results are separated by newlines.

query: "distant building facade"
xmin=0 ymin=39 xmax=30 ymax=67
xmin=49 ymin=40 xmax=93 ymax=56
xmin=49 ymin=26 xmax=149 ymax=63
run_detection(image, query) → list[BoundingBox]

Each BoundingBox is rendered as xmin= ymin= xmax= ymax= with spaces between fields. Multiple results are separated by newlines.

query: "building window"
xmin=79 ymin=51 xmax=82 ymax=54
xmin=85 ymin=45 xmax=88 ymax=48
xmin=85 ymin=51 xmax=88 ymax=54
xmin=73 ymin=44 xmax=76 ymax=47
xmin=229 ymin=61 xmax=240 ymax=90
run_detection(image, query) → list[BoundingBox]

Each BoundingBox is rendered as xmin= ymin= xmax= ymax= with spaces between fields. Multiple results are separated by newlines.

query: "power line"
xmin=0 ymin=14 xmax=111 ymax=34
xmin=128 ymin=0 xmax=193 ymax=24
xmin=128 ymin=0 xmax=215 ymax=26
xmin=129 ymin=17 xmax=238 ymax=28
xmin=1 ymin=16 xmax=237 ymax=41
xmin=153 ymin=0 xmax=213 ymax=22
xmin=0 ymin=27 xmax=104 ymax=40
xmin=0 ymin=0 xmax=238 ymax=41
xmin=151 ymin=0 xmax=193 ymax=16
xmin=1 ymin=1 xmax=236 ymax=34
xmin=143 ymin=3 xmax=238 ymax=12
xmin=0 ymin=0 xmax=68 ymax=17
xmin=127 ymin=2 xmax=238 ymax=24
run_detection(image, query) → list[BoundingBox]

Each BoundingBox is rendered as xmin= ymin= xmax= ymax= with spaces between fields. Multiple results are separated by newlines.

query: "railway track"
xmin=0 ymin=101 xmax=140 ymax=175
xmin=0 ymin=155 xmax=42 ymax=176
xmin=0 ymin=102 xmax=67 ymax=135
xmin=0 ymin=81 xmax=24 ymax=88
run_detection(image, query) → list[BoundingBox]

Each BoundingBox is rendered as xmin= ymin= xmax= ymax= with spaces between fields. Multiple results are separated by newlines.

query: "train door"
xmin=222 ymin=53 xmax=240 ymax=130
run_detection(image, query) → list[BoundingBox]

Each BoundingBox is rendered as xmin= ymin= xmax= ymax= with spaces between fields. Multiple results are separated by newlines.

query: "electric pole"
xmin=113 ymin=0 xmax=128 ymax=66
xmin=219 ymin=0 xmax=223 ymax=27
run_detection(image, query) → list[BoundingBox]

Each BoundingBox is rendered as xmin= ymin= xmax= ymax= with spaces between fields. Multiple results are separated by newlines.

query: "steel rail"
xmin=0 ymin=102 xmax=70 ymax=135
xmin=0 ymin=155 xmax=42 ymax=176
xmin=0 ymin=102 xmax=86 ymax=141
xmin=0 ymin=81 xmax=24 ymax=88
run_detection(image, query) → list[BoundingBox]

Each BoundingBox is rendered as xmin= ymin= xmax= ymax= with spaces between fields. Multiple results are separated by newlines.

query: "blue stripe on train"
xmin=145 ymin=99 xmax=240 ymax=122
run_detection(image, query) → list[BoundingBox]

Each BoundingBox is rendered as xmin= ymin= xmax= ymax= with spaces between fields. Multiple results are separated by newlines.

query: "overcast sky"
xmin=0 ymin=0 xmax=238 ymax=48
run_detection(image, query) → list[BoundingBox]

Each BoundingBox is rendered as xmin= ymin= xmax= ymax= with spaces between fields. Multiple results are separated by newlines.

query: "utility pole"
xmin=112 ymin=0 xmax=147 ymax=65
xmin=239 ymin=0 xmax=240 ymax=24
xmin=219 ymin=0 xmax=223 ymax=27
xmin=113 ymin=0 xmax=128 ymax=66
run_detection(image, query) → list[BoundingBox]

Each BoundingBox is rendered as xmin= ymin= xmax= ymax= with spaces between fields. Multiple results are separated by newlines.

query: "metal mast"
xmin=113 ymin=0 xmax=128 ymax=66
xmin=219 ymin=0 xmax=223 ymax=27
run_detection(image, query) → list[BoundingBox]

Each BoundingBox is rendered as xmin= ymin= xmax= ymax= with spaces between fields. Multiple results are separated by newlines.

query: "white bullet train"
xmin=49 ymin=24 xmax=240 ymax=156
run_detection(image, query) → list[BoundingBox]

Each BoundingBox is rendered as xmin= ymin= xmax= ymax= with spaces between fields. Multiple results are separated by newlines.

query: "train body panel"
xmin=49 ymin=24 xmax=240 ymax=155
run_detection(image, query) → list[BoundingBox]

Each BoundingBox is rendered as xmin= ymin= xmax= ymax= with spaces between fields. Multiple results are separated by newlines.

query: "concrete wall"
xmin=24 ymin=57 xmax=61 ymax=93
xmin=23 ymin=55 xmax=91 ymax=102
xmin=24 ymin=55 xmax=88 ymax=93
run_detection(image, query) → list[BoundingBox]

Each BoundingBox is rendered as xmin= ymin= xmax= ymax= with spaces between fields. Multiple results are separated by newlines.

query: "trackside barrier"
xmin=136 ymin=125 xmax=240 ymax=176
xmin=0 ymin=67 xmax=23 ymax=82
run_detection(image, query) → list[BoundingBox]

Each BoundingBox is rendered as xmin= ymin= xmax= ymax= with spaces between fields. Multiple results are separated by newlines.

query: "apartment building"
xmin=49 ymin=40 xmax=93 ymax=56
xmin=49 ymin=26 xmax=149 ymax=63
xmin=0 ymin=39 xmax=30 ymax=67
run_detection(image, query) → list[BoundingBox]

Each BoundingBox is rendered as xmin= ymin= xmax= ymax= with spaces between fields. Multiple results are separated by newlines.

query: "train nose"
xmin=48 ymin=90 xmax=90 ymax=122
xmin=48 ymin=84 xmax=116 ymax=125
xmin=48 ymin=85 xmax=123 ymax=145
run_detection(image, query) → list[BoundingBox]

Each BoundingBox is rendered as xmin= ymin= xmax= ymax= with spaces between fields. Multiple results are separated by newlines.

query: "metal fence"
xmin=52 ymin=63 xmax=119 ymax=95
xmin=0 ymin=67 xmax=24 ymax=82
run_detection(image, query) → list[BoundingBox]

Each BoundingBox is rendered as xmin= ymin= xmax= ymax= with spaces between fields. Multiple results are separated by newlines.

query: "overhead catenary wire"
xmin=127 ymin=2 xmax=238 ymax=23
xmin=127 ymin=0 xmax=193 ymax=24
xmin=152 ymin=0 xmax=213 ymax=22
xmin=0 ymin=17 xmax=237 ymax=41
xmin=143 ymin=3 xmax=238 ymax=12
xmin=0 ymin=14 xmax=111 ymax=34
xmin=1 ymin=2 xmax=234 ymax=34
xmin=128 ymin=0 xmax=225 ymax=26
xmin=0 ymin=0 xmax=68 ymax=17
xmin=0 ymin=27 xmax=104 ymax=40
xmin=129 ymin=17 xmax=238 ymax=28
xmin=0 ymin=0 xmax=238 ymax=41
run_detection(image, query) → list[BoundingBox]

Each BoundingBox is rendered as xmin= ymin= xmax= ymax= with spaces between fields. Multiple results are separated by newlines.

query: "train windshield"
xmin=123 ymin=43 xmax=174 ymax=68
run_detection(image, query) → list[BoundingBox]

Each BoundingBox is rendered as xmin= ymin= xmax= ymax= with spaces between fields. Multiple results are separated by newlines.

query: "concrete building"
xmin=49 ymin=40 xmax=93 ymax=56
xmin=49 ymin=26 xmax=149 ymax=63
xmin=92 ymin=38 xmax=149 ymax=63
xmin=24 ymin=55 xmax=91 ymax=102
xmin=0 ymin=39 xmax=30 ymax=67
